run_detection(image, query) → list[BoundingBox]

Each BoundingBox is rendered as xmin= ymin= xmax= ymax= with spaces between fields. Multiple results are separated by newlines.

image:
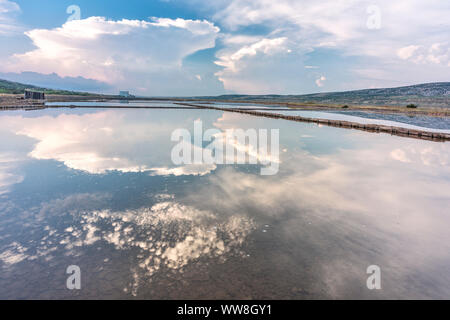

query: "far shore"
xmin=1 ymin=93 xmax=450 ymax=117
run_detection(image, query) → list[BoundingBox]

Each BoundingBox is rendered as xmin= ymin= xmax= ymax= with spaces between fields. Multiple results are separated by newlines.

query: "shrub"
xmin=406 ymin=104 xmax=418 ymax=108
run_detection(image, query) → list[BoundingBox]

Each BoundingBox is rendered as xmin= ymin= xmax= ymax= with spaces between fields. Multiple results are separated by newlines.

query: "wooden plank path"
xmin=175 ymin=102 xmax=450 ymax=142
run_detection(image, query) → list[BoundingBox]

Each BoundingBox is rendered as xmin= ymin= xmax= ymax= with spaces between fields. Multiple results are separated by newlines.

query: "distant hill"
xmin=197 ymin=82 xmax=450 ymax=108
xmin=0 ymin=79 xmax=92 ymax=96
xmin=0 ymin=79 xmax=41 ymax=94
xmin=294 ymin=82 xmax=450 ymax=98
xmin=2 ymin=78 xmax=449 ymax=108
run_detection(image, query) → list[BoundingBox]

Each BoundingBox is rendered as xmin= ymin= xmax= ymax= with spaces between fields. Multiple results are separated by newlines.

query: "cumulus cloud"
xmin=3 ymin=16 xmax=220 ymax=95
xmin=397 ymin=43 xmax=450 ymax=66
xmin=214 ymin=37 xmax=295 ymax=92
xmin=213 ymin=35 xmax=314 ymax=93
xmin=397 ymin=45 xmax=421 ymax=60
xmin=1 ymin=0 xmax=449 ymax=94
xmin=215 ymin=37 xmax=288 ymax=73
xmin=209 ymin=0 xmax=450 ymax=92
xmin=213 ymin=0 xmax=450 ymax=55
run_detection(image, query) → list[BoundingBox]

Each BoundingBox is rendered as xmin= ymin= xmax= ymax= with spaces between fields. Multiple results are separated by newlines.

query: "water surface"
xmin=0 ymin=107 xmax=449 ymax=299
xmin=46 ymin=100 xmax=450 ymax=132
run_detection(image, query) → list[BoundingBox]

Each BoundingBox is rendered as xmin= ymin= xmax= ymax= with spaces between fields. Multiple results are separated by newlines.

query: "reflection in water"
xmin=259 ymin=109 xmax=450 ymax=133
xmin=1 ymin=109 xmax=277 ymax=177
xmin=0 ymin=108 xmax=449 ymax=299
xmin=33 ymin=195 xmax=255 ymax=297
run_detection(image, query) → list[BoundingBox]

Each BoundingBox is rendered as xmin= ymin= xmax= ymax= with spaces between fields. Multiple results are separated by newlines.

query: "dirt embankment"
xmin=0 ymin=94 xmax=43 ymax=108
xmin=187 ymin=98 xmax=450 ymax=117
xmin=0 ymin=93 xmax=118 ymax=109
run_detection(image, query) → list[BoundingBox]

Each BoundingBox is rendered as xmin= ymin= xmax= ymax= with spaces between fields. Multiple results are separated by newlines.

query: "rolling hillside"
xmin=0 ymin=79 xmax=92 ymax=96
xmin=197 ymin=82 xmax=450 ymax=108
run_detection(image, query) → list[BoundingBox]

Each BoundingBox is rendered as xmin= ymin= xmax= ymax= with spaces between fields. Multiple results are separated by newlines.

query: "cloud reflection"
xmin=23 ymin=193 xmax=255 ymax=296
xmin=0 ymin=109 xmax=279 ymax=177
xmin=185 ymin=137 xmax=450 ymax=298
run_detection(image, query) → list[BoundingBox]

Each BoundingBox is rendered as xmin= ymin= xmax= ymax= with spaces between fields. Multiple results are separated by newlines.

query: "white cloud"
xmin=0 ymin=0 xmax=19 ymax=16
xmin=2 ymin=0 xmax=449 ymax=94
xmin=213 ymin=0 xmax=450 ymax=55
xmin=214 ymin=37 xmax=311 ymax=93
xmin=215 ymin=37 xmax=288 ymax=73
xmin=3 ymin=16 xmax=220 ymax=95
xmin=0 ymin=0 xmax=20 ymax=34
xmin=214 ymin=0 xmax=363 ymax=42
xmin=397 ymin=43 xmax=450 ymax=65
xmin=315 ymin=76 xmax=326 ymax=87
xmin=397 ymin=45 xmax=421 ymax=60
xmin=209 ymin=0 xmax=450 ymax=92
xmin=222 ymin=34 xmax=262 ymax=45
xmin=150 ymin=17 xmax=219 ymax=35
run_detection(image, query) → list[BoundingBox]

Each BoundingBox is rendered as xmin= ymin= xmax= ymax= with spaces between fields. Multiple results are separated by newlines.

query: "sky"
xmin=0 ymin=0 xmax=449 ymax=96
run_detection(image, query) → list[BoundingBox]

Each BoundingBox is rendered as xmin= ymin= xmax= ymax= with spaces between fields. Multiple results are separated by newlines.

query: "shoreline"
xmin=2 ymin=93 xmax=450 ymax=116
xmin=1 ymin=95 xmax=449 ymax=141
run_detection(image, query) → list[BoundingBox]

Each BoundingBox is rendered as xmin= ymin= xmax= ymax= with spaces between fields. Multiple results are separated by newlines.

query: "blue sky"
xmin=0 ymin=0 xmax=449 ymax=96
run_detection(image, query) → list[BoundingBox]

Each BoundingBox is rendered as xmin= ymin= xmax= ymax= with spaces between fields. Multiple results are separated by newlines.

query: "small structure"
xmin=25 ymin=90 xmax=45 ymax=100
xmin=119 ymin=91 xmax=131 ymax=98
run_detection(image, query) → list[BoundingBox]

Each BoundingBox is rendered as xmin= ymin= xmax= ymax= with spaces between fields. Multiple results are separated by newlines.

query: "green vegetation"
xmin=406 ymin=104 xmax=418 ymax=108
xmin=0 ymin=79 xmax=92 ymax=96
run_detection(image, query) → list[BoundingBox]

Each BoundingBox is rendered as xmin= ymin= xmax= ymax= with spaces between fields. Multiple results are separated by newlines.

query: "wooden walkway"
xmin=175 ymin=103 xmax=450 ymax=142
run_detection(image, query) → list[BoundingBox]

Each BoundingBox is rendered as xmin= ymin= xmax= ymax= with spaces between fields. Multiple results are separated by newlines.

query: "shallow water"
xmin=255 ymin=109 xmax=450 ymax=133
xmin=328 ymin=110 xmax=450 ymax=131
xmin=45 ymin=100 xmax=189 ymax=108
xmin=206 ymin=101 xmax=450 ymax=131
xmin=45 ymin=100 xmax=450 ymax=132
xmin=0 ymin=107 xmax=449 ymax=299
